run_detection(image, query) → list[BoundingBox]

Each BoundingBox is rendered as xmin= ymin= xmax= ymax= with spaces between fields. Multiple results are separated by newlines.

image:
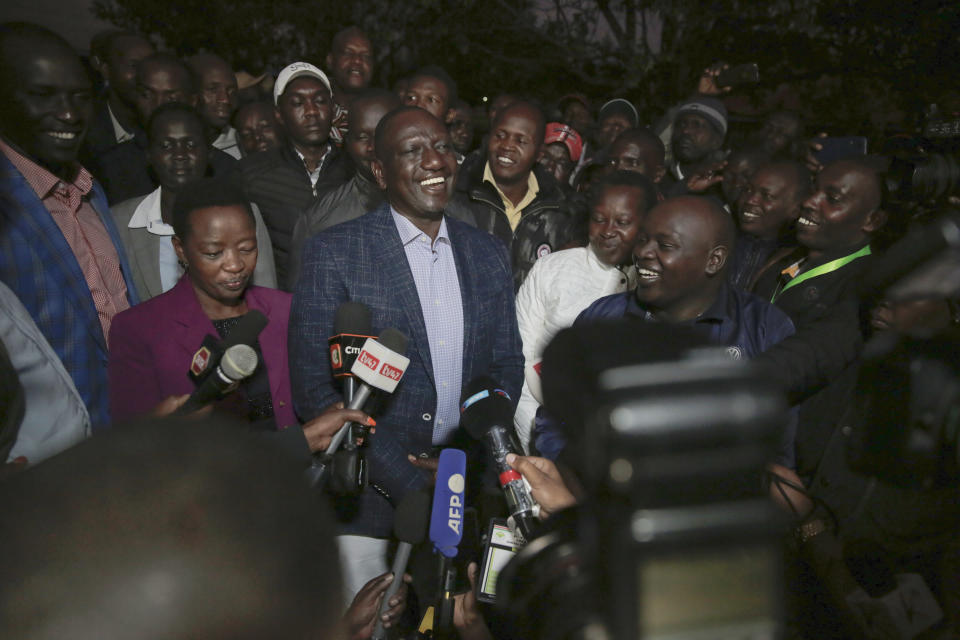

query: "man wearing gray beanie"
xmin=670 ymin=96 xmax=728 ymax=182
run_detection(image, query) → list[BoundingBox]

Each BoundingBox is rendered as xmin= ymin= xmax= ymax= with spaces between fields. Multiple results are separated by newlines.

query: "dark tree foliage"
xmin=93 ymin=0 xmax=960 ymax=143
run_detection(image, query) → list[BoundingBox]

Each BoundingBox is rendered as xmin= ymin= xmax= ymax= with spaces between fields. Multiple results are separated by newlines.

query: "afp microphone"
xmin=430 ymin=448 xmax=467 ymax=640
xmin=370 ymin=489 xmax=431 ymax=640
xmin=305 ymin=328 xmax=410 ymax=488
xmin=461 ymin=376 xmax=540 ymax=540
xmin=176 ymin=344 xmax=259 ymax=414
xmin=328 ymin=301 xmax=374 ymax=404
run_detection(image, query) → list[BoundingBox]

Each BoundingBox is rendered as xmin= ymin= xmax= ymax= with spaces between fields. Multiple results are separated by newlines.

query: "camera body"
xmin=496 ymin=326 xmax=790 ymax=639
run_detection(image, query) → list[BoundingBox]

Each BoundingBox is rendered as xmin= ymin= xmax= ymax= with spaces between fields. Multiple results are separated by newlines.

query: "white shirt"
xmin=213 ymin=127 xmax=241 ymax=159
xmin=513 ymin=245 xmax=636 ymax=450
xmin=108 ymin=102 xmax=135 ymax=145
xmin=128 ymin=187 xmax=181 ymax=293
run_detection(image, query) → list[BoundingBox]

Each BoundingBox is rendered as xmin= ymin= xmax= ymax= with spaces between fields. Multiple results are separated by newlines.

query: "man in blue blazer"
xmin=0 ymin=23 xmax=139 ymax=430
xmin=290 ymin=106 xmax=523 ymax=595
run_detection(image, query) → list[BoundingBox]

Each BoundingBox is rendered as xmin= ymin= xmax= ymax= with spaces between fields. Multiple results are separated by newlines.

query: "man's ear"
xmin=443 ymin=108 xmax=454 ymax=125
xmin=705 ymin=244 xmax=729 ymax=276
xmin=172 ymin=236 xmax=186 ymax=265
xmin=371 ymin=159 xmax=387 ymax=190
xmin=325 ymin=52 xmax=333 ymax=72
xmin=863 ymin=208 xmax=887 ymax=235
xmin=535 ymin=144 xmax=545 ymax=163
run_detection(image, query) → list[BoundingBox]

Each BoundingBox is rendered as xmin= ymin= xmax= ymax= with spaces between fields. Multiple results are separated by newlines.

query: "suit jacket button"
xmin=422 ymin=413 xmax=432 ymax=421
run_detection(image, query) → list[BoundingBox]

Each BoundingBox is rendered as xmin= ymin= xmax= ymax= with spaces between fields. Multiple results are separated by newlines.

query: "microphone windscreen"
xmin=378 ymin=327 xmax=408 ymax=355
xmin=429 ymin=448 xmax=467 ymax=556
xmin=394 ymin=489 xmax=431 ymax=544
xmin=334 ymin=301 xmax=373 ymax=335
xmin=459 ymin=375 xmax=513 ymax=440
xmin=220 ymin=344 xmax=259 ymax=380
xmin=222 ymin=310 xmax=268 ymax=348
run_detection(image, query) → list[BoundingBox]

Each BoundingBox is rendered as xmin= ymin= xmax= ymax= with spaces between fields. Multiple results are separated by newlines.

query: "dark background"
xmin=6 ymin=0 xmax=960 ymax=145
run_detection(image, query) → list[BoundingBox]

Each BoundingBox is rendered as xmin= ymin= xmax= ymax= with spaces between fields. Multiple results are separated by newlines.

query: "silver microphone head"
xmin=220 ymin=344 xmax=259 ymax=381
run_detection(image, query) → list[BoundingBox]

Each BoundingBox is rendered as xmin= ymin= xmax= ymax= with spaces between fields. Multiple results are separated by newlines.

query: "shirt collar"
xmin=128 ymin=187 xmax=174 ymax=236
xmin=482 ymin=161 xmax=539 ymax=205
xmin=107 ymin=102 xmax=135 ymax=144
xmin=0 ymin=137 xmax=92 ymax=201
xmin=390 ymin=206 xmax=450 ymax=248
xmin=626 ymin=280 xmax=730 ymax=325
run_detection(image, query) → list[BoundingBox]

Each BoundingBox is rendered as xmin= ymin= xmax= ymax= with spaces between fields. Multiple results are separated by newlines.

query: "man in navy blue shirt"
xmin=578 ymin=196 xmax=795 ymax=360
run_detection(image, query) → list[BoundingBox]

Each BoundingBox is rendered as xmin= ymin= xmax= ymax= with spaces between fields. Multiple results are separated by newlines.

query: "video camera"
xmin=494 ymin=324 xmax=791 ymax=639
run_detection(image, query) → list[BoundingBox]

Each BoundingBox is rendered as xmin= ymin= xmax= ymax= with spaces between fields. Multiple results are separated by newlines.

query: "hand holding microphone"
xmin=460 ymin=376 xmax=541 ymax=539
xmin=305 ymin=326 xmax=410 ymax=489
xmin=505 ymin=453 xmax=576 ymax=518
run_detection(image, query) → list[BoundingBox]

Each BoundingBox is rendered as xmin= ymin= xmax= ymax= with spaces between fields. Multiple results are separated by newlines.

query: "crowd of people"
xmin=1 ymin=18 xmax=958 ymax=639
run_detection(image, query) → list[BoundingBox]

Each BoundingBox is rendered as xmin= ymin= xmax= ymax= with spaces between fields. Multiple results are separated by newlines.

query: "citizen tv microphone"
xmin=176 ymin=344 xmax=259 ymax=415
xmin=305 ymin=328 xmax=410 ymax=488
xmin=429 ymin=448 xmax=467 ymax=640
xmin=370 ymin=489 xmax=431 ymax=640
xmin=186 ymin=310 xmax=268 ymax=385
xmin=461 ymin=376 xmax=540 ymax=540
xmin=328 ymin=301 xmax=374 ymax=404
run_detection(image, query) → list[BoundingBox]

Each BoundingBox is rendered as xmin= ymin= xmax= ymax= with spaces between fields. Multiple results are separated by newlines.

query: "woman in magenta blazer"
xmin=108 ymin=179 xmax=369 ymax=442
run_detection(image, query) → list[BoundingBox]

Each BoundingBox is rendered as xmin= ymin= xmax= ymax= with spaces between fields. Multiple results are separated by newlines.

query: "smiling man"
xmin=578 ymin=196 xmax=793 ymax=362
xmin=325 ymin=26 xmax=374 ymax=145
xmin=754 ymin=158 xmax=884 ymax=326
xmin=0 ymin=22 xmax=139 ymax=430
xmin=456 ymin=99 xmax=574 ymax=289
xmin=290 ymin=106 xmax=522 ymax=597
xmin=729 ymin=160 xmax=810 ymax=290
xmin=232 ymin=61 xmax=349 ymax=289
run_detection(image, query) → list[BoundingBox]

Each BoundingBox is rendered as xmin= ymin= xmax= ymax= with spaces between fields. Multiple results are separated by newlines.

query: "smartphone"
xmin=814 ymin=136 xmax=868 ymax=166
xmin=716 ymin=63 xmax=759 ymax=88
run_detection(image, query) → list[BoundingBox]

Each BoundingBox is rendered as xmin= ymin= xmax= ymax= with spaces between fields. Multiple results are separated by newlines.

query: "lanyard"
xmin=771 ymin=245 xmax=871 ymax=302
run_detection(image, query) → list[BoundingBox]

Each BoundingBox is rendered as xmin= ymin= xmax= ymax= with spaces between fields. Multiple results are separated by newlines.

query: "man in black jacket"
xmin=231 ymin=62 xmax=349 ymax=289
xmin=754 ymin=158 xmax=886 ymax=474
xmin=455 ymin=100 xmax=574 ymax=290
xmin=82 ymin=31 xmax=153 ymax=166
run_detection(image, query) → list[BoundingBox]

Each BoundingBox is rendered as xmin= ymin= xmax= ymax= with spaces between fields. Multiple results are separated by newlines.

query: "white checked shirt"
xmin=391 ymin=209 xmax=464 ymax=444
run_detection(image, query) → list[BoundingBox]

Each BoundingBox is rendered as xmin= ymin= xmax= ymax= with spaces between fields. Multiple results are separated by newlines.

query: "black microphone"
xmin=305 ymin=327 xmax=410 ymax=488
xmin=370 ymin=489 xmax=431 ymax=640
xmin=460 ymin=376 xmax=540 ymax=540
xmin=176 ymin=344 xmax=259 ymax=415
xmin=329 ymin=301 xmax=374 ymax=405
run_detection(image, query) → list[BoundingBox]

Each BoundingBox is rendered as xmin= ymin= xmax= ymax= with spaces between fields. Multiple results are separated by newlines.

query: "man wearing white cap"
xmin=669 ymin=96 xmax=728 ymax=182
xmin=231 ymin=61 xmax=349 ymax=290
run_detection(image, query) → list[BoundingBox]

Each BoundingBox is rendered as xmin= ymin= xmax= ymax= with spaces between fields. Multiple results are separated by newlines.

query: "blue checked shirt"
xmin=391 ymin=209 xmax=464 ymax=444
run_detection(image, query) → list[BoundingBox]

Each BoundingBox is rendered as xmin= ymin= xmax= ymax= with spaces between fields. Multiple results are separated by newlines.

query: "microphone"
xmin=176 ymin=344 xmax=259 ymax=415
xmin=460 ymin=376 xmax=540 ymax=540
xmin=370 ymin=489 xmax=431 ymax=640
xmin=186 ymin=310 xmax=268 ymax=385
xmin=305 ymin=328 xmax=410 ymax=488
xmin=328 ymin=301 xmax=374 ymax=404
xmin=429 ymin=448 xmax=467 ymax=639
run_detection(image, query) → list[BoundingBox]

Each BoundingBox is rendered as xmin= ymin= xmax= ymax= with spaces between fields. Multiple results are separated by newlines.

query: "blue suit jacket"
xmin=0 ymin=152 xmax=139 ymax=430
xmin=290 ymin=204 xmax=523 ymax=537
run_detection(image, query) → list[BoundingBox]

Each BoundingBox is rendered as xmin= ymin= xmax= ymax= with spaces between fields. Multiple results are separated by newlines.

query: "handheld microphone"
xmin=176 ymin=344 xmax=259 ymax=414
xmin=370 ymin=489 xmax=431 ymax=640
xmin=430 ymin=448 xmax=467 ymax=640
xmin=186 ymin=310 xmax=268 ymax=385
xmin=305 ymin=328 xmax=410 ymax=488
xmin=328 ymin=301 xmax=374 ymax=404
xmin=461 ymin=376 xmax=540 ymax=540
